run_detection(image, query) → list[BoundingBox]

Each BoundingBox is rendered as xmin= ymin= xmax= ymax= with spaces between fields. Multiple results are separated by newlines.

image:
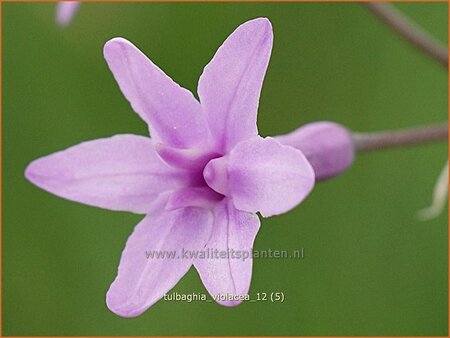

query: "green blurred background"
xmin=2 ymin=2 xmax=448 ymax=336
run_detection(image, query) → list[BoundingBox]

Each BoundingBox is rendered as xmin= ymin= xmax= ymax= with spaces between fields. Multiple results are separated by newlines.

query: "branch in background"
xmin=352 ymin=122 xmax=448 ymax=152
xmin=365 ymin=2 xmax=448 ymax=68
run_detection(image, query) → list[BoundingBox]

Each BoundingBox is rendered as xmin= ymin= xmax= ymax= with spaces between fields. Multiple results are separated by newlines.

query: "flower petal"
xmin=228 ymin=137 xmax=315 ymax=217
xmin=194 ymin=199 xmax=260 ymax=306
xmin=166 ymin=187 xmax=224 ymax=211
xmin=417 ymin=161 xmax=449 ymax=221
xmin=25 ymin=135 xmax=194 ymax=213
xmin=155 ymin=142 xmax=219 ymax=171
xmin=107 ymin=195 xmax=213 ymax=317
xmin=56 ymin=2 xmax=80 ymax=27
xmin=275 ymin=122 xmax=354 ymax=180
xmin=104 ymin=38 xmax=209 ymax=148
xmin=198 ymin=18 xmax=273 ymax=152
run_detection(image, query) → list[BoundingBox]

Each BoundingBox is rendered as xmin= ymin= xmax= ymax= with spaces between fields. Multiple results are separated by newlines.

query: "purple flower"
xmin=275 ymin=121 xmax=354 ymax=181
xmin=25 ymin=18 xmax=322 ymax=317
xmin=56 ymin=2 xmax=80 ymax=27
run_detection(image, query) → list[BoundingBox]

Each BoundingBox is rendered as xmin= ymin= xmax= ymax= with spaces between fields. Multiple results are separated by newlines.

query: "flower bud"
xmin=275 ymin=121 xmax=355 ymax=180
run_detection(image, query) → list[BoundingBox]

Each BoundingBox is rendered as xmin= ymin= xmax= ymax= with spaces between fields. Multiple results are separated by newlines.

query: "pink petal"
xmin=205 ymin=137 xmax=315 ymax=217
xmin=56 ymin=2 xmax=80 ymax=27
xmin=25 ymin=135 xmax=194 ymax=213
xmin=155 ymin=142 xmax=219 ymax=171
xmin=103 ymin=38 xmax=209 ymax=148
xmin=198 ymin=18 xmax=273 ymax=152
xmin=275 ymin=122 xmax=355 ymax=180
xmin=107 ymin=195 xmax=213 ymax=317
xmin=194 ymin=199 xmax=260 ymax=306
xmin=165 ymin=187 xmax=224 ymax=211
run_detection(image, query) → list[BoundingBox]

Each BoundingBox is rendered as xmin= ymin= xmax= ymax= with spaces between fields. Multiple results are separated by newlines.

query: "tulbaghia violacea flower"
xmin=25 ymin=18 xmax=354 ymax=317
xmin=56 ymin=2 xmax=80 ymax=27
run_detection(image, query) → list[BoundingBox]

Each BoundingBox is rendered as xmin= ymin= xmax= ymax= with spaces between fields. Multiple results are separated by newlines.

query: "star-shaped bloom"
xmin=56 ymin=2 xmax=80 ymax=27
xmin=26 ymin=18 xmax=317 ymax=317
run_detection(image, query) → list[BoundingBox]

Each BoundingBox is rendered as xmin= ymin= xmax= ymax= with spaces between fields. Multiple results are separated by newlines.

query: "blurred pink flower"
xmin=56 ymin=2 xmax=80 ymax=27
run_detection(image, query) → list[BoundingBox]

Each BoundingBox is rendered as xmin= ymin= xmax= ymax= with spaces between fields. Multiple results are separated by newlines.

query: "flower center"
xmin=203 ymin=156 xmax=229 ymax=196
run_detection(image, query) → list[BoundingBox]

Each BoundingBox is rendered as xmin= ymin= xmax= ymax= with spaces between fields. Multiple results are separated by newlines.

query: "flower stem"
xmin=352 ymin=122 xmax=448 ymax=152
xmin=365 ymin=2 xmax=448 ymax=68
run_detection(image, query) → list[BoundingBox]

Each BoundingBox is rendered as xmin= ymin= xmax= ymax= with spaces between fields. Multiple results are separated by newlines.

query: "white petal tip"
xmin=416 ymin=207 xmax=445 ymax=221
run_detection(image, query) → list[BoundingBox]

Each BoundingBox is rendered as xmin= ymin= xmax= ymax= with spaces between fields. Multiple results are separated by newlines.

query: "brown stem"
xmin=365 ymin=2 xmax=448 ymax=68
xmin=352 ymin=122 xmax=448 ymax=152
